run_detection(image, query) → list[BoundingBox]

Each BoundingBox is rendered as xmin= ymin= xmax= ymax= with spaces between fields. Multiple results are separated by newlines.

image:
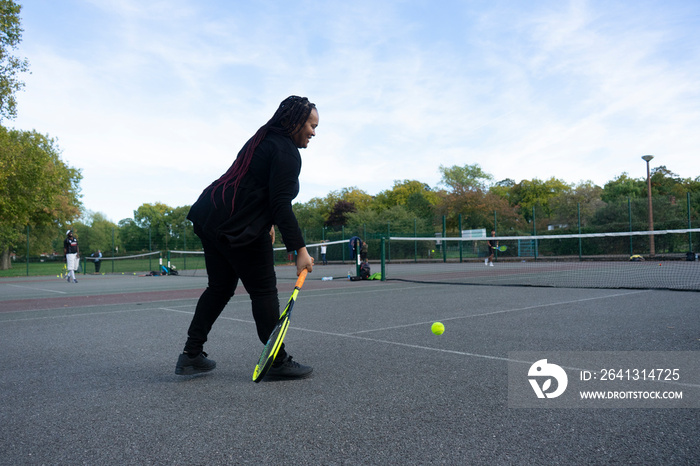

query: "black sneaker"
xmin=175 ymin=351 xmax=216 ymax=375
xmin=266 ymin=355 xmax=313 ymax=379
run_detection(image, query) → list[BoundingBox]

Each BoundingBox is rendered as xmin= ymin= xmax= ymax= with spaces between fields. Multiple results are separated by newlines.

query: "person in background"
xmin=360 ymin=241 xmax=368 ymax=262
xmin=486 ymin=230 xmax=497 ymax=267
xmin=175 ymin=96 xmax=318 ymax=379
xmin=63 ymin=230 xmax=79 ymax=283
xmin=321 ymin=240 xmax=328 ymax=265
xmin=92 ymin=249 xmax=102 ymax=274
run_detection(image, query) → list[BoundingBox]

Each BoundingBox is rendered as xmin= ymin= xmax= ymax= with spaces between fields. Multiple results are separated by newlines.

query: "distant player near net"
xmin=175 ymin=96 xmax=317 ymax=379
xmin=485 ymin=230 xmax=498 ymax=267
xmin=63 ymin=230 xmax=79 ymax=283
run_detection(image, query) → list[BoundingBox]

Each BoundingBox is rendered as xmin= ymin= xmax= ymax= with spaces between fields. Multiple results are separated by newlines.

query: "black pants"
xmin=183 ymin=233 xmax=284 ymax=359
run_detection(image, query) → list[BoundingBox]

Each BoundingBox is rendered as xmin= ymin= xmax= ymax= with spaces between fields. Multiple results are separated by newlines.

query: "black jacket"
xmin=187 ymin=133 xmax=305 ymax=252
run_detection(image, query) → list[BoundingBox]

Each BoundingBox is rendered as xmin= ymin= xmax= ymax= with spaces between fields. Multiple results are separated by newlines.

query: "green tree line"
xmin=6 ymin=157 xmax=699 ymax=271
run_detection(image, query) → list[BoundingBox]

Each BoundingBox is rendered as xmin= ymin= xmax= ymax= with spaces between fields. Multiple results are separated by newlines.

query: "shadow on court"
xmin=1 ymin=269 xmax=698 ymax=464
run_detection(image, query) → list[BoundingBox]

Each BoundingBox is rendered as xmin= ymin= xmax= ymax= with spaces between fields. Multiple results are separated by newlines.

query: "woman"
xmin=175 ymin=96 xmax=318 ymax=379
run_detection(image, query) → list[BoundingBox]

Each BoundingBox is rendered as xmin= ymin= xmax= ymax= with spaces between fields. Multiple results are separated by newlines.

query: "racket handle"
xmin=295 ymin=269 xmax=308 ymax=288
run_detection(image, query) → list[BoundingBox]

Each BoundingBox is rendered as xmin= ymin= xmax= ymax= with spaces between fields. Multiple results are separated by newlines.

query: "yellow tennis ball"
xmin=431 ymin=322 xmax=445 ymax=335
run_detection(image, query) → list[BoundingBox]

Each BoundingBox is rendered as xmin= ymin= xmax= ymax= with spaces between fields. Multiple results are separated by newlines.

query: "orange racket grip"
xmin=295 ymin=269 xmax=308 ymax=289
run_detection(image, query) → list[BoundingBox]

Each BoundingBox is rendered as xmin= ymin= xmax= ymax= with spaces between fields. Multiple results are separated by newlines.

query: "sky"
xmin=9 ymin=0 xmax=700 ymax=223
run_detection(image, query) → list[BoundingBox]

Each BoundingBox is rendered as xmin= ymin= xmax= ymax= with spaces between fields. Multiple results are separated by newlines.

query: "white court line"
xmin=348 ymin=289 xmax=652 ymax=335
xmin=308 ymin=330 xmax=700 ymax=390
xmin=158 ymin=298 xmax=700 ymax=390
xmin=159 ymin=307 xmax=253 ymax=325
xmin=6 ymin=284 xmax=68 ymax=294
xmin=0 ymin=307 xmax=151 ymax=322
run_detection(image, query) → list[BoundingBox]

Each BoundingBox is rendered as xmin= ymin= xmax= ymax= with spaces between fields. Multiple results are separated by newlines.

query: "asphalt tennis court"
xmin=1 ymin=265 xmax=698 ymax=464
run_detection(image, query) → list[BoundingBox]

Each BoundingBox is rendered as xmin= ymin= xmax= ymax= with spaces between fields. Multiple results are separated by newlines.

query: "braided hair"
xmin=211 ymin=96 xmax=316 ymax=211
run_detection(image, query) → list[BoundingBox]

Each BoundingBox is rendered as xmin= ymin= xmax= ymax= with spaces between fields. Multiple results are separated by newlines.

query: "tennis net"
xmin=98 ymin=251 xmax=162 ymax=275
xmin=379 ymin=229 xmax=700 ymax=291
xmin=168 ymin=250 xmax=206 ymax=276
xmin=170 ymin=238 xmax=361 ymax=276
xmin=169 ymin=239 xmax=361 ymax=277
xmin=273 ymin=238 xmax=361 ymax=265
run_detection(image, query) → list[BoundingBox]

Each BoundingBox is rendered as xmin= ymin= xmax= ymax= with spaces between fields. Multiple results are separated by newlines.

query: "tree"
xmin=346 ymin=204 xmax=432 ymax=236
xmin=439 ymin=164 xmax=493 ymax=194
xmin=434 ymin=189 xmax=519 ymax=233
xmin=338 ymin=187 xmax=373 ymax=211
xmin=508 ymin=177 xmax=571 ymax=222
xmin=168 ymin=205 xmax=199 ymax=250
xmin=76 ymin=211 xmax=119 ymax=255
xmin=293 ymin=201 xmax=325 ymax=239
xmin=0 ymin=0 xmax=30 ymax=121
xmin=292 ymin=187 xmax=372 ymax=239
xmin=549 ymin=181 xmax=604 ymax=229
xmin=601 ymin=173 xmax=645 ymax=203
xmin=325 ymin=200 xmax=356 ymax=227
xmin=648 ymin=165 xmax=700 ymax=199
xmin=0 ymin=128 xmax=82 ymax=269
xmin=118 ymin=218 xmax=147 ymax=253
xmin=489 ymin=178 xmax=516 ymax=202
xmin=373 ymin=180 xmax=440 ymax=210
xmin=404 ymin=191 xmax=435 ymax=220
xmin=133 ymin=202 xmax=176 ymax=251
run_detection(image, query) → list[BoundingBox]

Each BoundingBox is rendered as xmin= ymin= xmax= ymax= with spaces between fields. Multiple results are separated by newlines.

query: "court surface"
xmin=1 ymin=264 xmax=699 ymax=464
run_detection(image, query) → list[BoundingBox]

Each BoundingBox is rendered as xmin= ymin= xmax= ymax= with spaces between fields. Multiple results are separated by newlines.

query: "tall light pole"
xmin=642 ymin=155 xmax=655 ymax=255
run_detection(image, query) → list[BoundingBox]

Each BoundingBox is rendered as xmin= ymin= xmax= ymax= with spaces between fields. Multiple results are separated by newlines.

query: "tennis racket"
xmin=496 ymin=245 xmax=507 ymax=252
xmin=252 ymin=269 xmax=308 ymax=383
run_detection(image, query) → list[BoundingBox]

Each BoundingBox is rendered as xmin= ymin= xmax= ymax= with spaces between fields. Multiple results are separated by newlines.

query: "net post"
xmin=380 ymin=237 xmax=386 ymax=281
xmin=688 ymin=192 xmax=693 ymax=252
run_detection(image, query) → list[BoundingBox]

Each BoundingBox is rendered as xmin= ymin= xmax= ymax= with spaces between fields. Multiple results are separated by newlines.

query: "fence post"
xmin=458 ymin=214 xmax=463 ymax=263
xmin=628 ymin=197 xmax=633 ymax=255
xmin=387 ymin=222 xmax=391 ymax=262
xmin=442 ymin=216 xmax=447 ymax=263
xmin=688 ymin=192 xmax=693 ymax=252
xmin=414 ymin=218 xmax=417 ymax=262
xmin=380 ymin=237 xmax=386 ymax=281
xmin=26 ymin=225 xmax=29 ymax=276
xmin=578 ymin=203 xmax=582 ymax=260
xmin=342 ymin=226 xmax=346 ymax=263
xmin=532 ymin=207 xmax=538 ymax=260
xmin=112 ymin=227 xmax=115 ymax=273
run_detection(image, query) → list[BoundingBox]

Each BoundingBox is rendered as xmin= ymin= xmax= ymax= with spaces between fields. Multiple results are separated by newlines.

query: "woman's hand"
xmin=296 ymin=247 xmax=314 ymax=275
